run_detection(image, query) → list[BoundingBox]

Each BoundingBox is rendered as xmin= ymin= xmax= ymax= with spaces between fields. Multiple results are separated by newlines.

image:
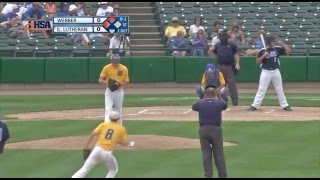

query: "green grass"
xmin=1 ymin=93 xmax=319 ymax=118
xmin=0 ymin=120 xmax=319 ymax=178
xmin=0 ymin=93 xmax=319 ymax=178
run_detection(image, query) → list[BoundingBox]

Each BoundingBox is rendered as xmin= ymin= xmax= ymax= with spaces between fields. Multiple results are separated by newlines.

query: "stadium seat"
xmin=54 ymin=36 xmax=72 ymax=45
xmin=90 ymin=43 xmax=109 ymax=57
xmin=53 ymin=43 xmax=71 ymax=57
xmin=298 ymin=22 xmax=316 ymax=31
xmin=296 ymin=3 xmax=314 ymax=12
xmin=0 ymin=44 xmax=14 ymax=57
xmin=276 ymin=4 xmax=295 ymax=12
xmin=14 ymin=44 xmax=34 ymax=57
xmin=35 ymin=37 xmax=54 ymax=46
xmin=33 ymin=45 xmax=53 ymax=57
xmin=16 ymin=37 xmax=36 ymax=46
xmin=72 ymin=44 xmax=90 ymax=57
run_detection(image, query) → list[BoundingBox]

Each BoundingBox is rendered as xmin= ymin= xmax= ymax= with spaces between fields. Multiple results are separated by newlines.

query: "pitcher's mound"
xmin=6 ymin=135 xmax=237 ymax=150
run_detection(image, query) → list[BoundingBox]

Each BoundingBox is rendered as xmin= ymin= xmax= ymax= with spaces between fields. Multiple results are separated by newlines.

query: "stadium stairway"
xmin=118 ymin=2 xmax=166 ymax=56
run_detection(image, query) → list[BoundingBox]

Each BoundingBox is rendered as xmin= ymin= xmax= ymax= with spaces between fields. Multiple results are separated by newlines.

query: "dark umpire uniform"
xmin=192 ymin=85 xmax=228 ymax=178
xmin=212 ymin=31 xmax=240 ymax=106
xmin=0 ymin=120 xmax=10 ymax=154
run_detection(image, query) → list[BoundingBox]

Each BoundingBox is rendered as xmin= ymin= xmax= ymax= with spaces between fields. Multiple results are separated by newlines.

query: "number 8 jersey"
xmin=93 ymin=121 xmax=128 ymax=151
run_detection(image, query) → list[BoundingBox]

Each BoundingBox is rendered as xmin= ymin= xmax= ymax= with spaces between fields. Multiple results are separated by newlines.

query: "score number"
xmin=93 ymin=26 xmax=108 ymax=32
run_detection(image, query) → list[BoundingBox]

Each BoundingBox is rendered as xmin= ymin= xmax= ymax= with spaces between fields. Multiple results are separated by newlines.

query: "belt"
xmin=200 ymin=123 xmax=221 ymax=127
xmin=263 ymin=68 xmax=277 ymax=70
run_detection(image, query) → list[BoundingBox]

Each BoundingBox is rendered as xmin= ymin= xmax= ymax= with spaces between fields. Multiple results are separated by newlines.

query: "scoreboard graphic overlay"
xmin=52 ymin=16 xmax=129 ymax=34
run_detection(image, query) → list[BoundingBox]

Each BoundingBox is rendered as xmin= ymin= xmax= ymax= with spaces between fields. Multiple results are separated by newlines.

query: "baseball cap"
xmin=206 ymin=63 xmax=215 ymax=71
xmin=111 ymin=54 xmax=121 ymax=61
xmin=172 ymin=17 xmax=179 ymax=21
xmin=11 ymin=4 xmax=19 ymax=10
xmin=110 ymin=111 xmax=120 ymax=120
xmin=100 ymin=2 xmax=108 ymax=5
xmin=69 ymin=4 xmax=77 ymax=11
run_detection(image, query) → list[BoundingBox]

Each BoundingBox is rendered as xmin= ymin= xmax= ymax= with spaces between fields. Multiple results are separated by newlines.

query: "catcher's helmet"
xmin=206 ymin=63 xmax=215 ymax=71
xmin=110 ymin=54 xmax=121 ymax=63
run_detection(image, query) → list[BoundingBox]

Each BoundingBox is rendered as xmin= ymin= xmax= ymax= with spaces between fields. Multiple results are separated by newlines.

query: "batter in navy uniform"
xmin=248 ymin=36 xmax=292 ymax=111
xmin=0 ymin=120 xmax=10 ymax=154
xmin=192 ymin=85 xmax=228 ymax=178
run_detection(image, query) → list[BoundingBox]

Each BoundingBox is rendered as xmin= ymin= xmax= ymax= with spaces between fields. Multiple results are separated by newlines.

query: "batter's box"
xmin=138 ymin=108 xmax=192 ymax=115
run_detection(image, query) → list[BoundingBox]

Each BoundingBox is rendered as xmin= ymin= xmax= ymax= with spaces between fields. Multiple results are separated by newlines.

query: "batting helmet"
xmin=110 ymin=54 xmax=120 ymax=63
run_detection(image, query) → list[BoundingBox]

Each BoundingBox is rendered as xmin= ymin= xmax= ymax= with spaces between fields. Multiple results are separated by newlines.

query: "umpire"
xmin=0 ymin=120 xmax=10 ymax=154
xmin=211 ymin=31 xmax=240 ymax=106
xmin=192 ymin=85 xmax=228 ymax=178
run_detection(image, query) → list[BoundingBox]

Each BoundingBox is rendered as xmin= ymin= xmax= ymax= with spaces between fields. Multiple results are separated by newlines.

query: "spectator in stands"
xmin=45 ymin=2 xmax=56 ymax=19
xmin=228 ymin=22 xmax=245 ymax=45
xmin=171 ymin=30 xmax=190 ymax=56
xmin=213 ymin=21 xmax=224 ymax=37
xmin=108 ymin=33 xmax=132 ymax=57
xmin=242 ymin=30 xmax=266 ymax=56
xmin=207 ymin=29 xmax=225 ymax=58
xmin=107 ymin=3 xmax=120 ymax=16
xmin=188 ymin=17 xmax=205 ymax=37
xmin=0 ymin=16 xmax=29 ymax=39
xmin=96 ymin=2 xmax=113 ymax=16
xmin=5 ymin=4 xmax=20 ymax=21
xmin=190 ymin=29 xmax=209 ymax=56
xmin=56 ymin=3 xmax=70 ymax=17
xmin=59 ymin=2 xmax=73 ymax=12
xmin=25 ymin=2 xmax=45 ymax=20
xmin=69 ymin=2 xmax=87 ymax=16
xmin=25 ymin=2 xmax=49 ymax=38
xmin=164 ymin=17 xmax=187 ymax=40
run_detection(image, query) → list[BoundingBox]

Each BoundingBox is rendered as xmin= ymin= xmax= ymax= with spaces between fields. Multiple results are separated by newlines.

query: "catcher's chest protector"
xmin=205 ymin=70 xmax=220 ymax=87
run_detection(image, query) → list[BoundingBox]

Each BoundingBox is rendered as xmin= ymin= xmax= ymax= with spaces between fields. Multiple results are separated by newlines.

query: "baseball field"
xmin=0 ymin=86 xmax=319 ymax=178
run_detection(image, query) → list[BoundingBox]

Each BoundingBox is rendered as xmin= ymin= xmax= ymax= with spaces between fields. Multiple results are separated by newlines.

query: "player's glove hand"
xmin=108 ymin=78 xmax=120 ymax=92
xmin=83 ymin=148 xmax=91 ymax=161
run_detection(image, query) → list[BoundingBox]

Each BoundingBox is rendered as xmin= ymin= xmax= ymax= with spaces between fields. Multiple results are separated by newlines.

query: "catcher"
xmin=72 ymin=111 xmax=135 ymax=178
xmin=98 ymin=54 xmax=129 ymax=124
xmin=196 ymin=63 xmax=228 ymax=103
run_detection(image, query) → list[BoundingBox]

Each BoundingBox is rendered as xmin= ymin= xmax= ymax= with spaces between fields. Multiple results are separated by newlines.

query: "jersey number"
xmin=105 ymin=129 xmax=114 ymax=139
xmin=117 ymin=70 xmax=123 ymax=76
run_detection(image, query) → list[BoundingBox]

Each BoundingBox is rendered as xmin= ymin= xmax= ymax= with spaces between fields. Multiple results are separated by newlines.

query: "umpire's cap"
xmin=110 ymin=54 xmax=120 ymax=63
xmin=110 ymin=111 xmax=120 ymax=121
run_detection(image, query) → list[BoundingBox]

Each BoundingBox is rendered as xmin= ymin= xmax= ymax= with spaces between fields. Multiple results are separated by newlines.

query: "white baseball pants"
xmin=104 ymin=88 xmax=124 ymax=124
xmin=72 ymin=146 xmax=118 ymax=178
xmin=252 ymin=69 xmax=289 ymax=108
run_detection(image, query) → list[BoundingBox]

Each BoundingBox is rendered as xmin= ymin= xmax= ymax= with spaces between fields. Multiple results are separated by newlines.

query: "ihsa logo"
xmin=24 ymin=21 xmax=52 ymax=30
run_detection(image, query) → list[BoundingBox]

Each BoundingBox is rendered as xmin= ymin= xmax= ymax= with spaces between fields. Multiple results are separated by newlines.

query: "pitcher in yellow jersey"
xmin=99 ymin=54 xmax=129 ymax=124
xmin=72 ymin=111 xmax=134 ymax=178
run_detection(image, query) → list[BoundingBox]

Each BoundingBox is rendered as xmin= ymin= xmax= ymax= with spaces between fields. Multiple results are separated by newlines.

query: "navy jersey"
xmin=257 ymin=46 xmax=285 ymax=70
xmin=214 ymin=42 xmax=238 ymax=66
xmin=192 ymin=98 xmax=228 ymax=126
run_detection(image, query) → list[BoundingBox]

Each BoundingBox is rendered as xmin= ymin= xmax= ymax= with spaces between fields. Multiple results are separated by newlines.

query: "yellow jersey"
xmin=93 ymin=121 xmax=128 ymax=151
xmin=201 ymin=71 xmax=226 ymax=87
xmin=165 ymin=25 xmax=187 ymax=38
xmin=100 ymin=63 xmax=129 ymax=86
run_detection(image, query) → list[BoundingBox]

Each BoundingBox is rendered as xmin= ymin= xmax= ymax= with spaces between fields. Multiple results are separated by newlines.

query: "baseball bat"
xmin=260 ymin=34 xmax=266 ymax=49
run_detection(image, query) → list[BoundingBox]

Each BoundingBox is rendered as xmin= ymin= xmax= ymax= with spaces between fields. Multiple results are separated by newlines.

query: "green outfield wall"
xmin=0 ymin=56 xmax=319 ymax=83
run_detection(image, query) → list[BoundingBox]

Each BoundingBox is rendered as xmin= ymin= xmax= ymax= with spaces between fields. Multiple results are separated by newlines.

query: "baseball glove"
xmin=83 ymin=148 xmax=91 ymax=161
xmin=108 ymin=78 xmax=120 ymax=92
